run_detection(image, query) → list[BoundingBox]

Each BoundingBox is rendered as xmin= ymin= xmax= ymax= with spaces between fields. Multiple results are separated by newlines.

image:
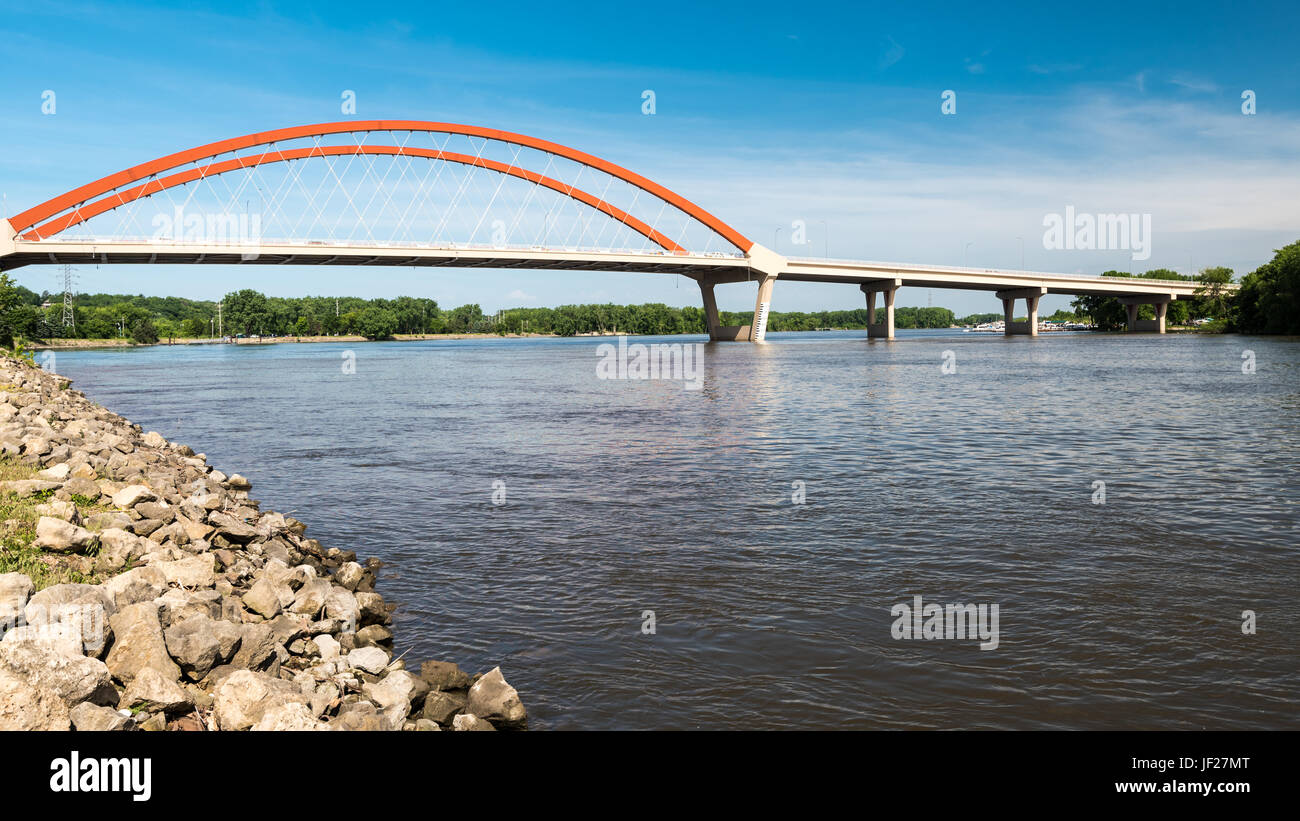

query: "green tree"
xmin=0 ymin=273 xmax=33 ymax=347
xmin=222 ymin=289 xmax=270 ymax=335
xmin=356 ymin=307 xmax=398 ymax=340
xmin=1232 ymin=240 xmax=1300 ymax=334
xmin=1192 ymin=267 xmax=1234 ymax=322
xmin=131 ymin=318 xmax=159 ymax=344
xmin=1070 ymin=271 xmax=1132 ymax=330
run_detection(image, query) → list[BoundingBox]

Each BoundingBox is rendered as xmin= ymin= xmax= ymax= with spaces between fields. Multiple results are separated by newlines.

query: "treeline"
xmin=1066 ymin=241 xmax=1299 ymax=333
xmin=0 ymin=285 xmax=961 ymax=342
xmin=1070 ymin=268 xmax=1215 ymax=330
xmin=482 ymin=304 xmax=957 ymax=335
xmin=0 ymin=239 xmax=1294 ymax=343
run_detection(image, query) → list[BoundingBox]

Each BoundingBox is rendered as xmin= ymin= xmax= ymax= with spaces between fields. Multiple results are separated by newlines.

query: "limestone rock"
xmin=0 ymin=479 xmax=62 ymax=497
xmin=229 ymin=622 xmax=279 ymax=671
xmin=102 ymin=565 xmax=168 ymax=610
xmin=35 ymin=498 xmax=80 ymax=523
xmin=332 ymin=700 xmax=388 ymax=731
xmin=422 ymin=689 xmax=467 ymax=725
xmin=347 ymin=646 xmax=390 ymax=675
xmin=106 ymin=602 xmax=181 ymax=684
xmin=288 ymin=579 xmax=332 ymax=618
xmin=63 ymin=476 xmax=102 ymax=500
xmin=0 ymin=667 xmax=69 ymax=730
xmin=112 ymin=484 xmax=157 ymax=508
xmin=466 ymin=667 xmax=526 ymax=728
xmin=362 ymin=670 xmax=419 ymax=730
xmin=207 ymin=511 xmax=258 ymax=544
xmin=122 ymin=666 xmax=193 ymax=715
xmin=0 ymin=641 xmax=116 ymax=710
xmin=252 ymin=701 xmax=324 ymax=731
xmin=335 ymin=561 xmax=365 ymax=591
xmin=33 ymin=516 xmax=98 ymax=553
xmin=70 ymin=702 xmax=135 ymax=731
xmin=154 ymin=554 xmax=215 ymax=589
xmin=165 ymin=614 xmax=241 ymax=680
xmin=0 ymin=572 xmax=33 ymax=626
xmin=37 ymin=463 xmax=72 ymax=481
xmin=212 ymin=669 xmax=310 ymax=730
xmin=420 ymin=660 xmax=472 ymax=691
xmin=1 ymin=622 xmax=85 ymax=658
xmin=242 ymin=577 xmax=284 ymax=619
xmin=451 ymin=713 xmax=496 ymax=731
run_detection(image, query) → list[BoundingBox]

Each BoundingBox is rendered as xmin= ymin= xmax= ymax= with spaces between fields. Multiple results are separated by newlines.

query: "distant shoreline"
xmin=28 ymin=332 xmax=565 ymax=350
xmin=28 ymin=325 xmax=1213 ymax=351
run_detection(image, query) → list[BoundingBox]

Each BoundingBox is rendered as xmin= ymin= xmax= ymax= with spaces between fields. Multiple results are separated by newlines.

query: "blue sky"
xmin=2 ymin=0 xmax=1297 ymax=315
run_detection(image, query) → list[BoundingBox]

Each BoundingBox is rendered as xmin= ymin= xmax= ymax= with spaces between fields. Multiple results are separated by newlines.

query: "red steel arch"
xmin=19 ymin=145 xmax=687 ymax=252
xmin=9 ymin=121 xmax=754 ymax=253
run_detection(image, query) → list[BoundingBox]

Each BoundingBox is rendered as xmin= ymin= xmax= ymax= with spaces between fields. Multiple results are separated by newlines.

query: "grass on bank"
xmin=0 ymin=456 xmax=113 ymax=589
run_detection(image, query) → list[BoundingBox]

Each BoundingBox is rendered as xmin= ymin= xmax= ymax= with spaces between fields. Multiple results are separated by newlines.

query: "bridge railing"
xmin=17 ymin=234 xmax=748 ymax=259
xmin=783 ymin=255 xmax=1205 ymax=284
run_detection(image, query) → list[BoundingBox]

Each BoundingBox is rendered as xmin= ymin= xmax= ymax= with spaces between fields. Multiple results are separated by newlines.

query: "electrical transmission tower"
xmin=61 ymin=265 xmax=76 ymax=330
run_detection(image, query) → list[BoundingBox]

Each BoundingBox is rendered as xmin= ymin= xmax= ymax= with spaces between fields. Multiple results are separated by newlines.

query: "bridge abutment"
xmin=996 ymin=286 xmax=1047 ymax=336
xmin=1118 ymin=294 xmax=1173 ymax=333
xmin=860 ymin=278 xmax=901 ymax=339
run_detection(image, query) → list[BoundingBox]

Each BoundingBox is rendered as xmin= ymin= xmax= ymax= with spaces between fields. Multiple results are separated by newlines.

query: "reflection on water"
xmin=51 ymin=329 xmax=1300 ymax=729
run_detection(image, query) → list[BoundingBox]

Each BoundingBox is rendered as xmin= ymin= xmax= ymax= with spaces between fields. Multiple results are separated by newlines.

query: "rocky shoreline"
xmin=0 ymin=355 xmax=526 ymax=731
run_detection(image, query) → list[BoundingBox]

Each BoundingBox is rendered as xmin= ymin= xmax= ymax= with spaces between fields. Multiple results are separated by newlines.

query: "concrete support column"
xmin=696 ymin=275 xmax=750 ymax=341
xmin=751 ymin=274 xmax=776 ymax=343
xmin=860 ymin=278 xmax=902 ymax=339
xmin=1124 ymin=303 xmax=1140 ymax=331
xmin=697 ymin=278 xmax=723 ymax=340
xmin=1118 ymin=293 xmax=1176 ymax=333
xmin=996 ymin=286 xmax=1047 ymax=336
xmin=1025 ymin=293 xmax=1040 ymax=336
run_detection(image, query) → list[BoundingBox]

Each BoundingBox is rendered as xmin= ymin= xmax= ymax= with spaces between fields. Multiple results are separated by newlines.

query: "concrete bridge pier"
xmin=860 ymin=278 xmax=901 ymax=339
xmin=1118 ymin=294 xmax=1173 ymax=333
xmin=996 ymin=286 xmax=1047 ymax=336
xmin=695 ymin=242 xmax=784 ymax=342
xmin=697 ymin=273 xmax=778 ymax=342
xmin=696 ymin=275 xmax=749 ymax=341
xmin=751 ymin=274 xmax=775 ymax=343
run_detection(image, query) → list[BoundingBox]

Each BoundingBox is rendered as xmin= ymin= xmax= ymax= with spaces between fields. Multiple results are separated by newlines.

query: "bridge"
xmin=0 ymin=120 xmax=1208 ymax=342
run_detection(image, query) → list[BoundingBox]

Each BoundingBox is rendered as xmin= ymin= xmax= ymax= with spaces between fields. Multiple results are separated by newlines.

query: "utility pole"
xmin=217 ymin=301 xmax=223 ymax=337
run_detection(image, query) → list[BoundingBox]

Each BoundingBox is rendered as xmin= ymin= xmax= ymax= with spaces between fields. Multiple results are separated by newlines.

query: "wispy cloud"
xmin=1028 ymin=62 xmax=1082 ymax=75
xmin=879 ymin=35 xmax=905 ymax=70
xmin=1169 ymin=74 xmax=1220 ymax=94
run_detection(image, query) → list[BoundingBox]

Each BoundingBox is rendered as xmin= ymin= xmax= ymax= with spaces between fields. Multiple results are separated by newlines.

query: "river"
xmin=47 ymin=329 xmax=1300 ymax=729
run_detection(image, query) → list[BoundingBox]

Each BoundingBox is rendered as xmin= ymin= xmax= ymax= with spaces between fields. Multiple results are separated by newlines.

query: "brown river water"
xmin=50 ymin=329 xmax=1300 ymax=729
